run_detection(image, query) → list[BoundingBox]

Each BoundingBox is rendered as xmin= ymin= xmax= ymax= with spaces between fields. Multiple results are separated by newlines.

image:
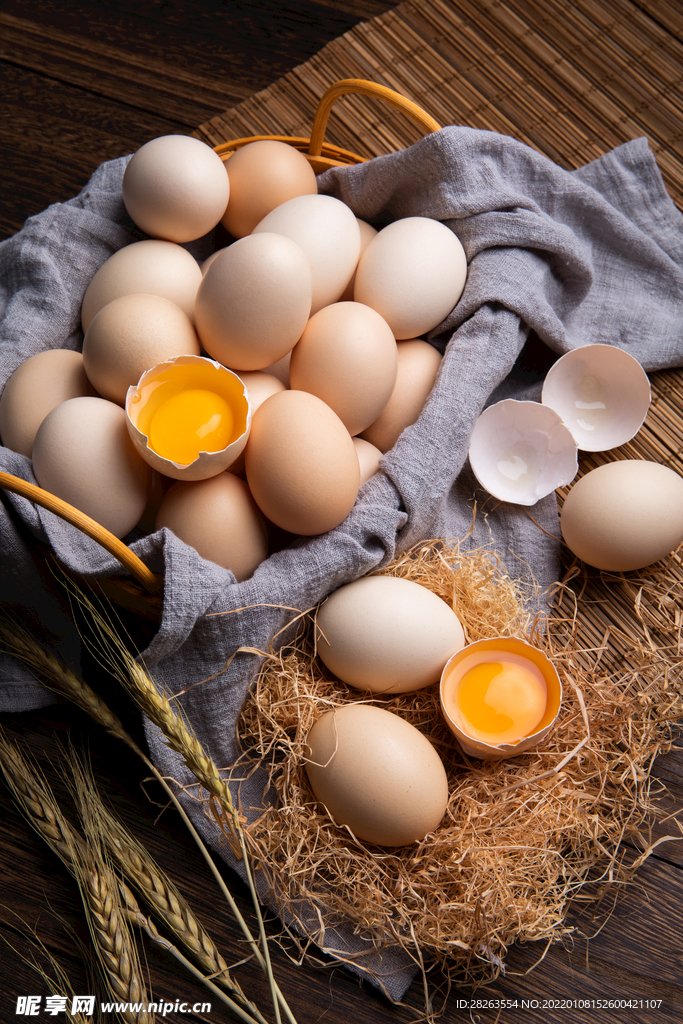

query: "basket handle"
xmin=308 ymin=78 xmax=441 ymax=159
xmin=0 ymin=470 xmax=162 ymax=595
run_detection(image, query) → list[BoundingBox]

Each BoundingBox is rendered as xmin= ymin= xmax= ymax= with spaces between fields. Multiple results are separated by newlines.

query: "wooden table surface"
xmin=1 ymin=2 xmax=682 ymax=1022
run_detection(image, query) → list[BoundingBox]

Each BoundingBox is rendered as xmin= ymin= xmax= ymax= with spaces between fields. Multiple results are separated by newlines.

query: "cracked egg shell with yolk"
xmin=125 ymin=355 xmax=251 ymax=481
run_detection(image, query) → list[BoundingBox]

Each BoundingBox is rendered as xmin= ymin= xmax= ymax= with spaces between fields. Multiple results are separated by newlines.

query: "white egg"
xmin=354 ymin=216 xmax=467 ymax=338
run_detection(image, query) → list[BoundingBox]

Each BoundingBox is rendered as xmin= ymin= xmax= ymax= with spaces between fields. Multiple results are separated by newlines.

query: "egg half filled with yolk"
xmin=455 ymin=655 xmax=547 ymax=745
xmin=148 ymin=388 xmax=234 ymax=465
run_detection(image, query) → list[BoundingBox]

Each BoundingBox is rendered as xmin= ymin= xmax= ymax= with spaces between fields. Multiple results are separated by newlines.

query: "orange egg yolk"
xmin=148 ymin=388 xmax=234 ymax=465
xmin=456 ymin=658 xmax=547 ymax=745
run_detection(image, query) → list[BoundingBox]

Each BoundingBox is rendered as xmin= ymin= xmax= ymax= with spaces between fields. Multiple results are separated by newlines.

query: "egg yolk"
xmin=456 ymin=658 xmax=547 ymax=745
xmin=148 ymin=388 xmax=234 ymax=465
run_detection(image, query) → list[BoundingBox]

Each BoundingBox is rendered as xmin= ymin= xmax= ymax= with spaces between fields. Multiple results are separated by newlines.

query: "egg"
xmin=289 ymin=301 xmax=398 ymax=436
xmin=221 ymin=139 xmax=318 ymax=238
xmin=339 ymin=219 xmax=378 ymax=302
xmin=82 ymin=240 xmax=203 ymax=331
xmin=122 ymin=135 xmax=230 ymax=243
xmin=354 ymin=216 xmax=467 ymax=338
xmin=126 ymin=355 xmax=251 ymax=481
xmin=304 ymin=704 xmax=449 ymax=847
xmin=0 ymin=349 xmax=96 ymax=458
xmin=194 ymin=234 xmax=312 ymax=370
xmin=220 ymin=371 xmax=285 ymax=476
xmin=353 ymin=436 xmax=382 ymax=485
xmin=560 ymin=460 xmax=683 ymax=571
xmin=32 ymin=396 xmax=150 ymax=538
xmin=315 ymin=575 xmax=465 ymax=693
xmin=244 ymin=390 xmax=360 ymax=535
xmin=361 ymin=339 xmax=442 ymax=453
xmin=82 ymin=293 xmax=201 ymax=405
xmin=440 ymin=637 xmax=563 ymax=760
xmin=253 ymin=194 xmax=361 ymax=314
xmin=155 ymin=472 xmax=268 ymax=581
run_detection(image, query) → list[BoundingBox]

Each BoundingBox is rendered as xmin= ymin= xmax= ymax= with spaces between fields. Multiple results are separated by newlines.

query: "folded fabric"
xmin=1 ymin=127 xmax=682 ymax=1000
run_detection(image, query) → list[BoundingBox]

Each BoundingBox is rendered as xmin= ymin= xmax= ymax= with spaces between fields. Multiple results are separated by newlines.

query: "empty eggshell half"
xmin=126 ymin=355 xmax=250 ymax=481
xmin=541 ymin=344 xmax=651 ymax=451
xmin=468 ymin=399 xmax=578 ymax=505
xmin=440 ymin=636 xmax=562 ymax=760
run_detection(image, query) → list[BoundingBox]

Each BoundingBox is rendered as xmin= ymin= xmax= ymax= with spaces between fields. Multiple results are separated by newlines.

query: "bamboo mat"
xmin=195 ymin=0 xmax=683 ymax=673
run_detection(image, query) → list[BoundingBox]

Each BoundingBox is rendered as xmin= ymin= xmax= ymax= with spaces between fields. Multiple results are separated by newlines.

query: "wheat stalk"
xmin=0 ymin=605 xmax=295 ymax=1024
xmin=0 ymin=730 xmax=151 ymax=1024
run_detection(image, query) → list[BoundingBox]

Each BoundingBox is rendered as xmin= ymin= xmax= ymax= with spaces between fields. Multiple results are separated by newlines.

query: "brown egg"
xmin=361 ymin=339 xmax=442 ymax=453
xmin=83 ymin=293 xmax=201 ymax=405
xmin=244 ymin=390 xmax=360 ymax=535
xmin=0 ymin=349 xmax=96 ymax=458
xmin=32 ymin=396 xmax=150 ymax=538
xmin=305 ymin=704 xmax=449 ymax=847
xmin=228 ymin=371 xmax=286 ymax=477
xmin=222 ymin=140 xmax=318 ymax=238
xmin=353 ymin=436 xmax=382 ymax=485
xmin=82 ymin=240 xmax=202 ymax=331
xmin=194 ymin=234 xmax=312 ymax=371
xmin=339 ymin=219 xmax=378 ymax=302
xmin=155 ymin=472 xmax=268 ymax=580
xmin=289 ymin=301 xmax=398 ymax=436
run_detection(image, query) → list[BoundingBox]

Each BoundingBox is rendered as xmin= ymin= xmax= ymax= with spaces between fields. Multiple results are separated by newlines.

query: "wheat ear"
xmin=0 ymin=730 xmax=151 ymax=1024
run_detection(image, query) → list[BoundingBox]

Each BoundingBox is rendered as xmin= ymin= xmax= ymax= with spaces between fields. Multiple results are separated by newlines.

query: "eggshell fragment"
xmin=560 ymin=460 xmax=683 ymax=571
xmin=221 ymin=139 xmax=318 ymax=238
xmin=541 ymin=344 xmax=651 ymax=451
xmin=0 ymin=350 xmax=96 ymax=458
xmin=361 ymin=338 xmax=442 ymax=453
xmin=353 ymin=216 xmax=467 ymax=338
xmin=122 ymin=135 xmax=230 ymax=243
xmin=83 ymin=293 xmax=201 ymax=405
xmin=32 ymin=396 xmax=150 ymax=539
xmin=304 ymin=704 xmax=449 ymax=847
xmin=316 ymin=575 xmax=465 ymax=693
xmin=194 ymin=234 xmax=312 ymax=370
xmin=126 ymin=355 xmax=250 ymax=481
xmin=155 ymin=472 xmax=268 ymax=581
xmin=468 ymin=399 xmax=578 ymax=505
xmin=440 ymin=637 xmax=562 ymax=760
xmin=253 ymin=194 xmax=361 ymax=314
xmin=82 ymin=240 xmax=202 ymax=331
xmin=289 ymin=301 xmax=398 ymax=436
xmin=244 ymin=390 xmax=359 ymax=535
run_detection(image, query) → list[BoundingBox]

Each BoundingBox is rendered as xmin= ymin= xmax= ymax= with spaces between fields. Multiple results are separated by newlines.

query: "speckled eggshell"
xmin=253 ymin=194 xmax=361 ymax=314
xmin=289 ymin=301 xmax=398 ymax=436
xmin=304 ymin=704 xmax=449 ymax=847
xmin=361 ymin=338 xmax=442 ymax=453
xmin=32 ymin=396 xmax=150 ymax=538
xmin=83 ymin=293 xmax=201 ymax=405
xmin=122 ymin=135 xmax=230 ymax=243
xmin=155 ymin=472 xmax=268 ymax=581
xmin=194 ymin=234 xmax=312 ymax=371
xmin=354 ymin=216 xmax=467 ymax=338
xmin=316 ymin=575 xmax=466 ymax=693
xmin=82 ymin=240 xmax=203 ymax=331
xmin=244 ymin=389 xmax=360 ymax=535
xmin=0 ymin=349 xmax=96 ymax=458
xmin=560 ymin=460 xmax=683 ymax=571
xmin=221 ymin=140 xmax=318 ymax=238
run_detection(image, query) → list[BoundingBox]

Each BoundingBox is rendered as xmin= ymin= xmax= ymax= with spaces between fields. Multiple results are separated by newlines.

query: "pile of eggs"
xmin=0 ymin=134 xmax=467 ymax=582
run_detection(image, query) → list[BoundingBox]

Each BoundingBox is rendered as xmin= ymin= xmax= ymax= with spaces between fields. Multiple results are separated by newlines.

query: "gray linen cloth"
xmin=2 ymin=127 xmax=683 ymax=1000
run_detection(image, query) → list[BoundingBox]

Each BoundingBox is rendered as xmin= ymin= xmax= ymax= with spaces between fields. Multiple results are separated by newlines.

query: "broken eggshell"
xmin=541 ymin=344 xmax=651 ymax=451
xmin=125 ymin=354 xmax=251 ymax=481
xmin=468 ymin=399 xmax=578 ymax=505
xmin=440 ymin=637 xmax=563 ymax=760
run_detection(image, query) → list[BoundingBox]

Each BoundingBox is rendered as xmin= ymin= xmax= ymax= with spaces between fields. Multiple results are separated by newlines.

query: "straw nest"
xmin=234 ymin=540 xmax=683 ymax=987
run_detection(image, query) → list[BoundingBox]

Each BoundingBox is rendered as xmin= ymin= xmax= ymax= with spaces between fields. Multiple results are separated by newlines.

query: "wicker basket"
xmin=0 ymin=80 xmax=440 ymax=621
